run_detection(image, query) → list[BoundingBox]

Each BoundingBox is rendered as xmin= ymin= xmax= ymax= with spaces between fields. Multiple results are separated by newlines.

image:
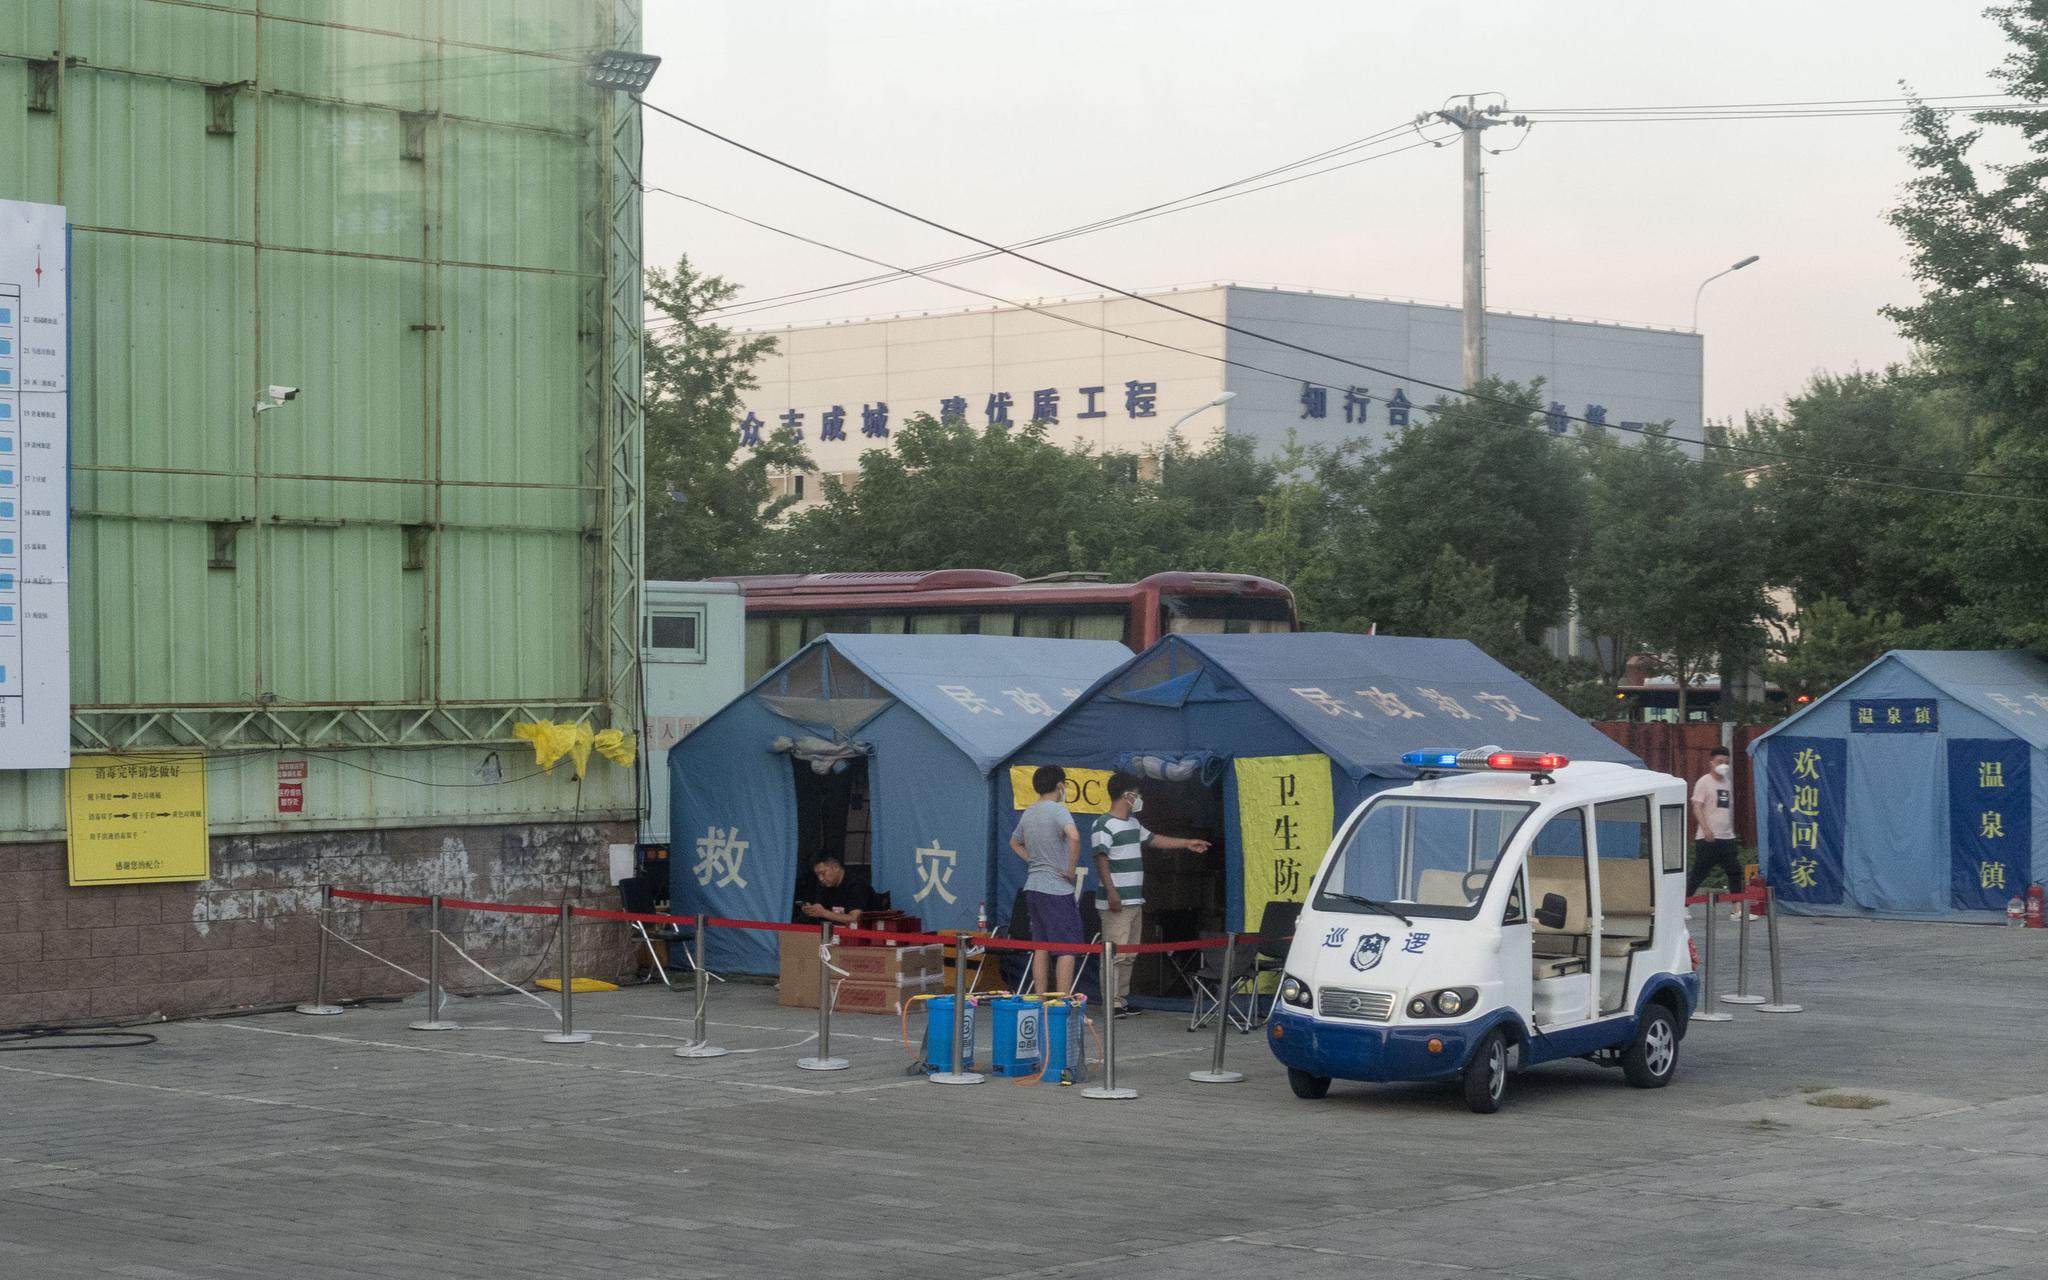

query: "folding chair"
xmin=1186 ymin=934 xmax=1258 ymax=1033
xmin=1240 ymin=900 xmax=1302 ymax=1029
xmin=619 ymin=875 xmax=714 ymax=990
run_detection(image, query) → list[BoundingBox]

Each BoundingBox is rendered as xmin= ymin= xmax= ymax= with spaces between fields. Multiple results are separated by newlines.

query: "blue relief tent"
xmin=1749 ymin=650 xmax=2048 ymax=921
xmin=997 ymin=632 xmax=1643 ymax=932
xmin=668 ymin=634 xmax=1129 ymax=973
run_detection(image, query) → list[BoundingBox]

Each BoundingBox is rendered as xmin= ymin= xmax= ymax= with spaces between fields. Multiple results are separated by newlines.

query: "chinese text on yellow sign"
xmin=1235 ymin=753 xmax=1334 ymax=930
xmin=66 ymin=754 xmax=210 ymax=886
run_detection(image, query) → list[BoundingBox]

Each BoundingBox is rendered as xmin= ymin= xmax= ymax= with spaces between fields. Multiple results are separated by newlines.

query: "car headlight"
xmin=1279 ymin=975 xmax=1313 ymax=1008
xmin=1406 ymin=987 xmax=1478 ymax=1019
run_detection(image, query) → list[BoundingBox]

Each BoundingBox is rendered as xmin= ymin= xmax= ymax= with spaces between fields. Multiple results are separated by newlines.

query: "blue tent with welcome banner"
xmin=668 ymin=633 xmax=1129 ymax=973
xmin=995 ymin=632 xmax=1642 ymax=936
xmin=1749 ymin=650 xmax=2047 ymax=921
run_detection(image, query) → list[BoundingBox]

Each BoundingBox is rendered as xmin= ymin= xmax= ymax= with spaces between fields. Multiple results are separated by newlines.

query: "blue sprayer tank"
xmin=988 ymin=996 xmax=1042 ymax=1076
xmin=1040 ymin=997 xmax=1089 ymax=1085
xmin=923 ymin=995 xmax=977 ymax=1073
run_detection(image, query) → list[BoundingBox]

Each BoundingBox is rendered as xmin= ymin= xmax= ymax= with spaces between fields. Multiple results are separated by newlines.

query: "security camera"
xmin=254 ymin=385 xmax=303 ymax=413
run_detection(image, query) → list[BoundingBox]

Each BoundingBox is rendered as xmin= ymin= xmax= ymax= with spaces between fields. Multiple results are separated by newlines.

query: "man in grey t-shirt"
xmin=1009 ymin=765 xmax=1083 ymax=997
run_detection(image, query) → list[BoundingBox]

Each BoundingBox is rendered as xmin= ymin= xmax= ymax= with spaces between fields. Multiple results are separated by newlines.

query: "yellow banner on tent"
xmin=1235 ymin=753 xmax=1334 ymax=931
xmin=1008 ymin=765 xmax=1116 ymax=814
xmin=66 ymin=754 xmax=211 ymax=886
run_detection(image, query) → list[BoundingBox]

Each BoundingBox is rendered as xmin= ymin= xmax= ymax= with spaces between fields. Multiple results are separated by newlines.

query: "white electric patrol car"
xmin=1266 ymin=747 xmax=1698 ymax=1113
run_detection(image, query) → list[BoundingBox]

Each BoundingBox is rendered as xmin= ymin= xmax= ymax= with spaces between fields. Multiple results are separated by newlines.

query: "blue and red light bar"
xmin=1400 ymin=747 xmax=1570 ymax=773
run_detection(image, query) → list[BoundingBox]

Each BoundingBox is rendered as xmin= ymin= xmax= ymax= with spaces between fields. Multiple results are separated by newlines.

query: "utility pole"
xmin=1420 ymin=97 xmax=1525 ymax=389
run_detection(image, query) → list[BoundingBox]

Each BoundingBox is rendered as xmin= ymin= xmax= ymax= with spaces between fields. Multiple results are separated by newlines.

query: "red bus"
xmin=722 ymin=569 xmax=1296 ymax=680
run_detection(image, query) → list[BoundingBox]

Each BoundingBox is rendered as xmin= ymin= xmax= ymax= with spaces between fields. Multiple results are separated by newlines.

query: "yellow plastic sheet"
xmin=594 ymin=728 xmax=637 ymax=767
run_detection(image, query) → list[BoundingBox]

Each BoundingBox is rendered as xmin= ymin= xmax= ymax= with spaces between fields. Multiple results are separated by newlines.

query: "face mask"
xmin=1713 ymin=763 xmax=1729 ymax=779
xmin=1128 ymin=796 xmax=1144 ymax=814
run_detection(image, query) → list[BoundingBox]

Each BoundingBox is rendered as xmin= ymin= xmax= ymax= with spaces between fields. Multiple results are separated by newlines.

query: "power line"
xmin=636 ymin=97 xmax=2048 ymax=491
xmin=642 ymin=181 xmax=2046 ymax=505
xmin=647 ymin=121 xmax=1433 ymax=330
xmin=1517 ymin=91 xmax=2020 ymax=112
xmin=656 ymin=135 xmax=1439 ymax=333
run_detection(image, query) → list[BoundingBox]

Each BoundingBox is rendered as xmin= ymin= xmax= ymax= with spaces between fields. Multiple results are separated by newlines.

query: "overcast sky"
xmin=639 ymin=2 xmax=2016 ymax=426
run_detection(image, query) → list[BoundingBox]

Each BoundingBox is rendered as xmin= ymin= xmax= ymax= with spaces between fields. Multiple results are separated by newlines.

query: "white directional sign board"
xmin=0 ymin=200 xmax=70 ymax=770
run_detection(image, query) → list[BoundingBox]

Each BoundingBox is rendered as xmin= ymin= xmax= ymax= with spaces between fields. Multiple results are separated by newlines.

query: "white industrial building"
xmin=735 ymin=282 xmax=1703 ymax=502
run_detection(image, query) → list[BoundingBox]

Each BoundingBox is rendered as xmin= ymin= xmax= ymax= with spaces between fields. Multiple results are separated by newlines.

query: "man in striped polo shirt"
xmin=1092 ymin=772 xmax=1211 ymax=1017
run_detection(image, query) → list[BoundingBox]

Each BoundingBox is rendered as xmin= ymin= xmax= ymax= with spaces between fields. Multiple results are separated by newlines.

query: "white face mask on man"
xmin=1713 ymin=763 xmax=1730 ymax=779
xmin=1128 ymin=795 xmax=1144 ymax=814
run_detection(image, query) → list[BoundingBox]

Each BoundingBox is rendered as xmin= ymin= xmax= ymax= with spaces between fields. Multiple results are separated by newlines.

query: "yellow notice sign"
xmin=66 ymin=754 xmax=211 ymax=886
xmin=1235 ymin=754 xmax=1334 ymax=931
xmin=1009 ymin=765 xmax=1116 ymax=814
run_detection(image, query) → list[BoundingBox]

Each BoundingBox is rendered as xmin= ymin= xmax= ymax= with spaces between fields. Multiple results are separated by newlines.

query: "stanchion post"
xmin=675 ymin=914 xmax=728 ymax=1059
xmin=1757 ymin=885 xmax=1803 ymax=1013
xmin=797 ymin=922 xmax=849 ymax=1071
xmin=930 ymin=930 xmax=984 ymax=1085
xmin=408 ymin=894 xmax=458 ymax=1031
xmin=1724 ymin=889 xmax=1764 ymax=1005
xmin=1692 ymin=890 xmax=1731 ymax=1023
xmin=1189 ymin=935 xmax=1245 ymax=1084
xmin=296 ymin=884 xmax=344 ymax=1016
xmin=542 ymin=899 xmax=592 ymax=1044
xmin=1083 ymin=938 xmax=1137 ymax=1100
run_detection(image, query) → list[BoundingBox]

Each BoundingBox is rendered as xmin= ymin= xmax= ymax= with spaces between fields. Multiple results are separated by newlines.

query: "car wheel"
xmin=1622 ymin=1003 xmax=1679 ymax=1089
xmin=1287 ymin=1067 xmax=1331 ymax=1099
xmin=1461 ymin=1027 xmax=1509 ymax=1114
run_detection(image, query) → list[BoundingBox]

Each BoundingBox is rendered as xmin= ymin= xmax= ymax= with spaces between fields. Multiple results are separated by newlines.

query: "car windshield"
xmin=1313 ymin=797 xmax=1536 ymax=921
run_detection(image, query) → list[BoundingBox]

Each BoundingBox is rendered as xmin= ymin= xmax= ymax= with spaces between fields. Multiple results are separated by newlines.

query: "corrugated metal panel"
xmin=0 ymin=2 xmax=637 ymax=839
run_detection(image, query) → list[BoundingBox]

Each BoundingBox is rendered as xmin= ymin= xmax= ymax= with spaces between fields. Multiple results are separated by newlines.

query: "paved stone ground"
xmin=3 ymin=911 xmax=2045 ymax=1279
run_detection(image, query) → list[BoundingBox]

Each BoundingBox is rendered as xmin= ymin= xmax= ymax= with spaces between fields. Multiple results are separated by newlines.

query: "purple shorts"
xmin=1024 ymin=889 xmax=1085 ymax=945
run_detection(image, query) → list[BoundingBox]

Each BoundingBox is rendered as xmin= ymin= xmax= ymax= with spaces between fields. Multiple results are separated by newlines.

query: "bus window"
xmin=1017 ymin=614 xmax=1060 ymax=638
xmin=979 ymin=611 xmax=1015 ymax=636
xmin=1071 ymin=613 xmax=1127 ymax=643
xmin=1160 ymin=592 xmax=1295 ymax=637
xmin=910 ymin=613 xmax=965 ymax=634
xmin=745 ymin=618 xmax=774 ymax=678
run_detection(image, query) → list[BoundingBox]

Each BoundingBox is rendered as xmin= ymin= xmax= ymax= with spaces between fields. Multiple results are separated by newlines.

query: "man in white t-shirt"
xmin=1688 ymin=746 xmax=1745 ymax=914
xmin=1091 ymin=771 xmax=1211 ymax=1017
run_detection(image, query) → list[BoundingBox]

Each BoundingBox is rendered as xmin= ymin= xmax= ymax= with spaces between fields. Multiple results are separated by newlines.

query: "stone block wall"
xmin=0 ymin=821 xmax=638 ymax=1027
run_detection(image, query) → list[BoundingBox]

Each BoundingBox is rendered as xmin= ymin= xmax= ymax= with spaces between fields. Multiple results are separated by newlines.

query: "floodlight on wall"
xmin=589 ymin=50 xmax=662 ymax=93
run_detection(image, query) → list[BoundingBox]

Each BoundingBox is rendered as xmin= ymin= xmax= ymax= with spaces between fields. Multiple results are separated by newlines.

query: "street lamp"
xmin=1691 ymin=255 xmax=1760 ymax=332
xmin=1168 ymin=390 xmax=1236 ymax=434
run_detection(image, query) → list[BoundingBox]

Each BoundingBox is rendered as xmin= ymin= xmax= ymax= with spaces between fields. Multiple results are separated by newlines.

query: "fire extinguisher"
xmin=2026 ymin=883 xmax=2045 ymax=929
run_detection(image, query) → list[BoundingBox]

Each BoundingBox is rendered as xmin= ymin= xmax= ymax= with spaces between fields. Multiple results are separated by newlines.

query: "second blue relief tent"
xmin=668 ymin=633 xmax=1129 ymax=972
xmin=1749 ymin=650 xmax=2048 ymax=921
xmin=997 ymin=632 xmax=1642 ymax=934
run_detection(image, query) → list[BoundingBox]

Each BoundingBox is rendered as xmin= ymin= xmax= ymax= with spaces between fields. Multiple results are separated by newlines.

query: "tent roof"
xmin=1044 ymin=632 xmax=1641 ymax=778
xmin=1756 ymin=649 xmax=2048 ymax=749
xmin=768 ymin=633 xmax=1130 ymax=772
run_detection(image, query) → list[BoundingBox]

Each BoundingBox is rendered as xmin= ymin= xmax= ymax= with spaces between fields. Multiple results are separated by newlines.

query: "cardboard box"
xmin=832 ymin=972 xmax=944 ymax=1017
xmin=779 ymin=930 xmax=823 ymax=1007
xmin=834 ymin=942 xmax=944 ymax=984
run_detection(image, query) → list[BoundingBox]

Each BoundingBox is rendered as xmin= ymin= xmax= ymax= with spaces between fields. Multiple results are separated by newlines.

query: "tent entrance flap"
xmin=793 ymin=755 xmax=873 ymax=874
xmin=1111 ymin=774 xmax=1227 ymax=1000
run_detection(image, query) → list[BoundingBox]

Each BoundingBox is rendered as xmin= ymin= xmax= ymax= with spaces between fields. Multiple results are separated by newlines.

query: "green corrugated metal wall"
xmin=0 ymin=0 xmax=640 ymax=837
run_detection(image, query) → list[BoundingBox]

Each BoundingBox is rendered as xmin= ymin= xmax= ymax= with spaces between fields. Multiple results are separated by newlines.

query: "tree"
xmin=1879 ymin=4 xmax=2048 ymax=646
xmin=1886 ymin=1 xmax=2048 ymax=444
xmin=1576 ymin=427 xmax=1774 ymax=719
xmin=643 ymin=257 xmax=810 ymax=580
xmin=1359 ymin=380 xmax=1587 ymax=643
xmin=766 ymin=414 xmax=1159 ymax=577
xmin=1740 ymin=372 xmax=1969 ymax=631
xmin=1771 ymin=598 xmax=1909 ymax=699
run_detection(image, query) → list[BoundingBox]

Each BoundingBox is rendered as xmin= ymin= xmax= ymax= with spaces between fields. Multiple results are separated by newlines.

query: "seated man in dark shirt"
xmin=795 ymin=854 xmax=879 ymax=926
